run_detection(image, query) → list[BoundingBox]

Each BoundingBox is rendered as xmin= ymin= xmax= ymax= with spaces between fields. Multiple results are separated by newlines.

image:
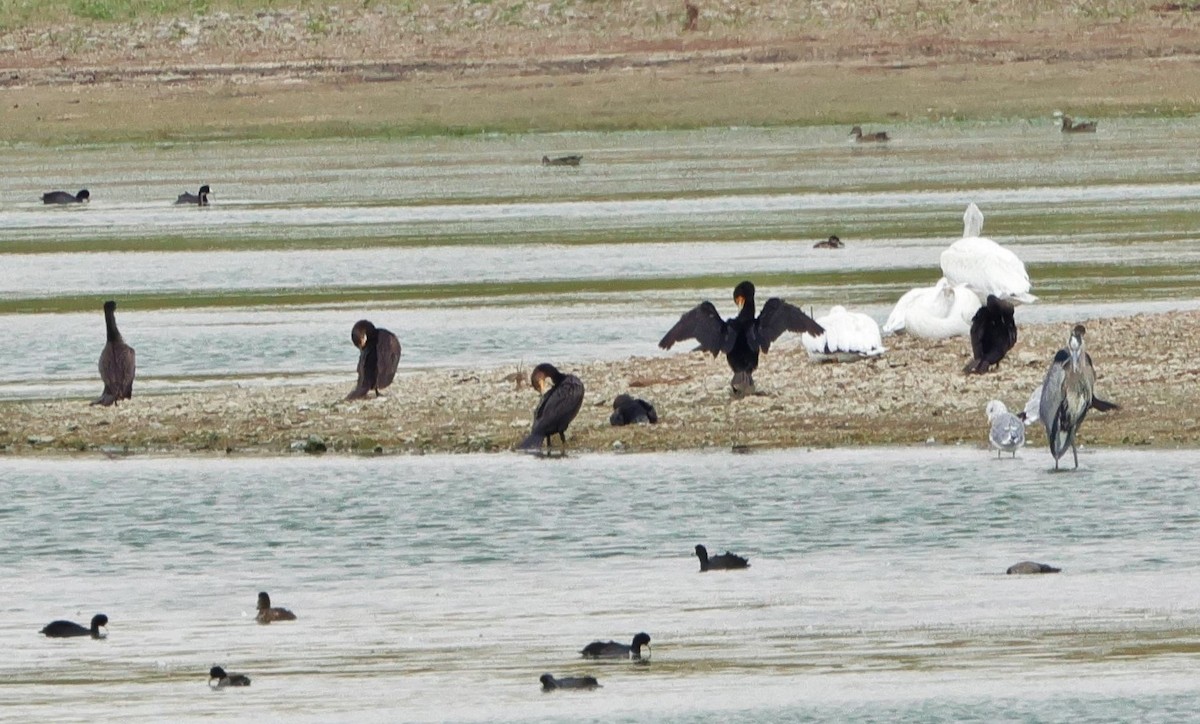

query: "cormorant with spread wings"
xmin=659 ymin=281 xmax=823 ymax=395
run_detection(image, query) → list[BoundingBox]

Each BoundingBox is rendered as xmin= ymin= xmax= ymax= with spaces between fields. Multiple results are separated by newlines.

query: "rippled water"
xmin=2 ymin=121 xmax=1200 ymax=399
xmin=4 ymin=448 xmax=1200 ymax=721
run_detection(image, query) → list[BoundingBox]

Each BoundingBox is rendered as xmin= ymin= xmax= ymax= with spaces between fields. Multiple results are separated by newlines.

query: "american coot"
xmin=1039 ymin=324 xmax=1096 ymax=470
xmin=256 ymin=591 xmax=297 ymax=624
xmin=175 ymin=185 xmax=212 ymax=206
xmin=209 ymin=666 xmax=252 ymax=687
xmin=609 ymin=394 xmax=657 ymax=426
xmin=40 ymin=613 xmax=108 ymax=638
xmin=660 ymin=281 xmax=823 ymax=396
xmin=345 ymin=320 xmax=402 ymax=400
xmin=1007 ymin=561 xmax=1061 ymax=575
xmin=850 ymin=126 xmax=889 ymax=142
xmin=42 ymin=189 xmax=90 ymax=204
xmin=93 ymin=300 xmax=136 ymax=407
xmin=695 ymin=544 xmax=750 ymax=572
xmin=541 ymin=155 xmax=582 ymax=166
xmin=519 ymin=363 xmax=585 ymax=453
xmin=580 ymin=632 xmax=651 ymax=660
xmin=540 ymin=673 xmax=601 ymax=690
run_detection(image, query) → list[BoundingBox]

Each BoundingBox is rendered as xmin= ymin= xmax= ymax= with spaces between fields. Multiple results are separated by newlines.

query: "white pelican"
xmin=985 ymin=400 xmax=1025 ymax=458
xmin=801 ymin=306 xmax=886 ymax=362
xmin=882 ymin=277 xmax=981 ymax=339
xmin=940 ymin=203 xmax=1036 ymax=304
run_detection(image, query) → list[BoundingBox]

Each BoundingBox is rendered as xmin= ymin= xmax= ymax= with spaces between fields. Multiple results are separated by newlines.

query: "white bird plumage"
xmin=1022 ymin=383 xmax=1044 ymax=426
xmin=985 ymin=400 xmax=1025 ymax=458
xmin=882 ymin=277 xmax=981 ymax=339
xmin=801 ymin=306 xmax=886 ymax=362
xmin=940 ymin=203 xmax=1036 ymax=305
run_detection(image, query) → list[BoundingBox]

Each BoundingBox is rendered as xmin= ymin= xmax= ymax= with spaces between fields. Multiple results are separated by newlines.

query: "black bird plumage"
xmin=695 ymin=544 xmax=750 ymax=571
xmin=659 ymin=281 xmax=823 ymax=395
xmin=40 ymin=613 xmax=108 ymax=638
xmin=519 ymin=363 xmax=585 ymax=452
xmin=580 ymin=632 xmax=651 ymax=660
xmin=42 ymin=189 xmax=90 ymax=204
xmin=346 ymin=320 xmax=402 ymax=400
xmin=209 ymin=666 xmax=252 ymax=687
xmin=94 ymin=300 xmax=136 ymax=406
xmin=1006 ymin=561 xmax=1061 ymax=575
xmin=964 ymin=294 xmax=1017 ymax=374
xmin=176 ymin=184 xmax=211 ymax=205
xmin=540 ymin=673 xmax=601 ymax=690
xmin=609 ymin=394 xmax=658 ymax=426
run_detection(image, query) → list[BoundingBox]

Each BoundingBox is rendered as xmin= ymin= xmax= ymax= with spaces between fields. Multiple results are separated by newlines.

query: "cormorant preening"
xmin=256 ymin=591 xmax=297 ymax=624
xmin=695 ymin=544 xmax=749 ymax=572
xmin=346 ymin=320 xmax=402 ymax=400
xmin=965 ymin=295 xmax=1017 ymax=374
xmin=1039 ymin=324 xmax=1096 ymax=470
xmin=176 ymin=184 xmax=211 ymax=205
xmin=609 ymin=394 xmax=657 ymax=426
xmin=209 ymin=666 xmax=252 ymax=687
xmin=40 ymin=613 xmax=108 ymax=638
xmin=659 ymin=280 xmax=823 ymax=395
xmin=519 ymin=363 xmax=585 ymax=453
xmin=540 ymin=673 xmax=601 ymax=691
xmin=1006 ymin=561 xmax=1061 ymax=575
xmin=42 ymin=189 xmax=90 ymax=204
xmin=580 ymin=632 xmax=651 ymax=660
xmin=94 ymin=300 xmax=135 ymax=407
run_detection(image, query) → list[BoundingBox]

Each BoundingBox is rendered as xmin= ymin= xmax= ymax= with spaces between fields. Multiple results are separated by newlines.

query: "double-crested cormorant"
xmin=540 ymin=673 xmax=601 ymax=691
xmin=346 ymin=320 xmax=402 ymax=400
xmin=695 ymin=544 xmax=749 ymax=572
xmin=850 ymin=126 xmax=889 ymax=142
xmin=609 ymin=394 xmax=657 ymax=426
xmin=176 ymin=184 xmax=212 ymax=206
xmin=813 ymin=235 xmax=844 ymax=249
xmin=581 ymin=632 xmax=651 ymax=660
xmin=519 ymin=363 xmax=585 ymax=452
xmin=542 ymin=154 xmax=582 ymax=166
xmin=40 ymin=613 xmax=108 ymax=638
xmin=659 ymin=281 xmax=823 ymax=395
xmin=42 ymin=189 xmax=90 ymax=204
xmin=985 ymin=400 xmax=1025 ymax=458
xmin=209 ymin=666 xmax=252 ymax=687
xmin=1061 ymin=116 xmax=1097 ymax=133
xmin=93 ymin=300 xmax=136 ymax=407
xmin=256 ymin=591 xmax=297 ymax=624
xmin=1039 ymin=324 xmax=1096 ymax=470
xmin=1006 ymin=561 xmax=1061 ymax=574
xmin=965 ymin=295 xmax=1018 ymax=374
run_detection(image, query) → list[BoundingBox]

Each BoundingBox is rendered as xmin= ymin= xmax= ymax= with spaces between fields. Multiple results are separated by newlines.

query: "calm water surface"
xmin=3 ymin=448 xmax=1200 ymax=721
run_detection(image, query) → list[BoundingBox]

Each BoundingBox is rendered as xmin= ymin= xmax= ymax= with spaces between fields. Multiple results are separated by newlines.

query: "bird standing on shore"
xmin=175 ymin=184 xmax=212 ymax=205
xmin=42 ymin=189 xmax=90 ymax=204
xmin=93 ymin=300 xmax=136 ymax=407
xmin=346 ymin=320 xmax=402 ymax=400
xmin=519 ymin=363 xmax=585 ymax=453
xmin=965 ymin=295 xmax=1018 ymax=374
xmin=985 ymin=400 xmax=1025 ymax=458
xmin=1039 ymin=324 xmax=1096 ymax=470
xmin=659 ymin=280 xmax=823 ymax=395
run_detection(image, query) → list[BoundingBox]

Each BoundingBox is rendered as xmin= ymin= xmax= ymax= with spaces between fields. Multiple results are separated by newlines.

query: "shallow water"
xmin=2 ymin=121 xmax=1200 ymax=398
xmin=4 ymin=448 xmax=1200 ymax=721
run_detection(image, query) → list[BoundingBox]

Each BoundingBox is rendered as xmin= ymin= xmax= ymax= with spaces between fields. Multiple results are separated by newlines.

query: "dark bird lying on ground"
xmin=256 ymin=591 xmax=297 ymax=624
xmin=175 ymin=184 xmax=212 ymax=205
xmin=42 ymin=189 xmax=89 ymax=204
xmin=1039 ymin=324 xmax=1097 ymax=470
xmin=659 ymin=280 xmax=823 ymax=395
xmin=540 ymin=673 xmax=601 ymax=690
xmin=209 ymin=666 xmax=252 ymax=687
xmin=965 ymin=294 xmax=1018 ymax=374
xmin=345 ymin=319 xmax=402 ymax=400
xmin=519 ymin=363 xmax=585 ymax=453
xmin=695 ymin=544 xmax=750 ymax=571
xmin=581 ymin=632 xmax=651 ymax=660
xmin=93 ymin=300 xmax=136 ymax=407
xmin=1007 ymin=561 xmax=1061 ymax=575
xmin=542 ymin=154 xmax=582 ymax=166
xmin=40 ymin=613 xmax=108 ymax=638
xmin=609 ymin=394 xmax=658 ymax=426
xmin=850 ymin=126 xmax=889 ymax=142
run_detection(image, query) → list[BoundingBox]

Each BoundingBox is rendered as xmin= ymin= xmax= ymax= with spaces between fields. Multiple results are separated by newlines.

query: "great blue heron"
xmin=1038 ymin=324 xmax=1096 ymax=469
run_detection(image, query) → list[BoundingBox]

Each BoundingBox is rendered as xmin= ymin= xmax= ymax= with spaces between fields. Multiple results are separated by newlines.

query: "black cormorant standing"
xmin=94 ymin=300 xmax=135 ymax=407
xmin=519 ymin=363 xmax=584 ymax=453
xmin=346 ymin=320 xmax=402 ymax=400
xmin=965 ymin=294 xmax=1017 ymax=374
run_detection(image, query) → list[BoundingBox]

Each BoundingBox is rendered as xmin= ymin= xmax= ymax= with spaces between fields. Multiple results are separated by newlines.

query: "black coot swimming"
xmin=580 ymin=632 xmax=651 ymax=660
xmin=540 ymin=673 xmax=601 ymax=690
xmin=209 ymin=666 xmax=252 ymax=687
xmin=694 ymin=544 xmax=750 ymax=572
xmin=175 ymin=184 xmax=212 ymax=206
xmin=42 ymin=189 xmax=90 ymax=204
xmin=40 ymin=613 xmax=108 ymax=638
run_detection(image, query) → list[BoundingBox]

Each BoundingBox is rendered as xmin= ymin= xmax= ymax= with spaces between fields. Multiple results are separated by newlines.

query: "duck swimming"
xmin=519 ymin=363 xmax=585 ymax=453
xmin=40 ymin=613 xmax=108 ymax=638
xmin=42 ymin=189 xmax=90 ymax=204
xmin=209 ymin=666 xmax=252 ymax=687
xmin=175 ymin=184 xmax=212 ymax=206
xmin=813 ymin=235 xmax=844 ymax=249
xmin=849 ymin=126 xmax=889 ymax=142
xmin=580 ymin=632 xmax=651 ymax=660
xmin=1006 ymin=561 xmax=1061 ymax=574
xmin=256 ymin=591 xmax=297 ymax=623
xmin=695 ymin=544 xmax=749 ymax=572
xmin=542 ymin=154 xmax=582 ymax=166
xmin=1060 ymin=115 xmax=1097 ymax=133
xmin=540 ymin=673 xmax=601 ymax=690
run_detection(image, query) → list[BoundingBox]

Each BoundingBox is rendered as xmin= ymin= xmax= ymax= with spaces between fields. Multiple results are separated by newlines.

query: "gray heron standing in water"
xmin=1038 ymin=324 xmax=1096 ymax=469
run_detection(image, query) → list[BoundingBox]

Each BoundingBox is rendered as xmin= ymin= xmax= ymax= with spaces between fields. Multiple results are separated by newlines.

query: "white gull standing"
xmin=985 ymin=400 xmax=1025 ymax=458
xmin=940 ymin=203 xmax=1036 ymax=304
